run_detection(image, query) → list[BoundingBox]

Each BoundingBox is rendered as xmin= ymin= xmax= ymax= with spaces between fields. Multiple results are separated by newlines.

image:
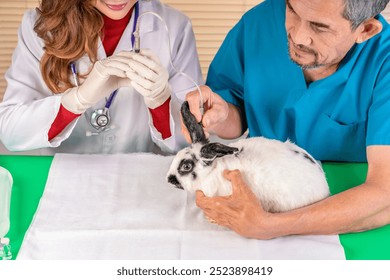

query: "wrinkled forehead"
xmin=287 ymin=0 xmax=346 ymax=25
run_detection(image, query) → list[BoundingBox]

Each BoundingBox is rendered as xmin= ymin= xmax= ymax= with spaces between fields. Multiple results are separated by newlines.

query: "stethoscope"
xmin=70 ymin=2 xmax=139 ymax=134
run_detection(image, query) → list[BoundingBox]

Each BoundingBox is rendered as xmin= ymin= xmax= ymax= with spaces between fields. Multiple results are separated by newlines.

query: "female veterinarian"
xmin=0 ymin=0 xmax=203 ymax=154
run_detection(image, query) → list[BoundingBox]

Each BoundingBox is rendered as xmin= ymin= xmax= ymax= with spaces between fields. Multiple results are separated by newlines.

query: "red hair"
xmin=34 ymin=0 xmax=103 ymax=93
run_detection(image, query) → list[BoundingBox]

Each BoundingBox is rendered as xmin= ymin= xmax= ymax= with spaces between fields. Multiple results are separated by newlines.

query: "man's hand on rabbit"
xmin=195 ymin=169 xmax=277 ymax=240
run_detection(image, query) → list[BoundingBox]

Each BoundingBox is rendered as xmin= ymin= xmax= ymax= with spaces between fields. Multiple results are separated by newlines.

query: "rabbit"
xmin=166 ymin=101 xmax=330 ymax=213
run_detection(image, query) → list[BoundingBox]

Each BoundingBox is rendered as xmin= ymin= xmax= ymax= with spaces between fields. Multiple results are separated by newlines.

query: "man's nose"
xmin=291 ymin=22 xmax=312 ymax=46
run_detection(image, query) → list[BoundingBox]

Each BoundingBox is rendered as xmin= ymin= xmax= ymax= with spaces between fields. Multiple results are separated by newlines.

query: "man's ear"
xmin=356 ymin=18 xmax=383 ymax=43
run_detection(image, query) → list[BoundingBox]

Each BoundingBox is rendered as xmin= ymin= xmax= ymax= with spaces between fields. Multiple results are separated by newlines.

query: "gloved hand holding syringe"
xmin=63 ymin=8 xmax=205 ymax=137
xmin=132 ymin=10 xmax=206 ymax=118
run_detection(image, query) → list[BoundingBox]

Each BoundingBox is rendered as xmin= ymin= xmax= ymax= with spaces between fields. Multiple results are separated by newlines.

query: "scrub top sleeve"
xmin=366 ymin=56 xmax=390 ymax=146
xmin=206 ymin=19 xmax=247 ymax=132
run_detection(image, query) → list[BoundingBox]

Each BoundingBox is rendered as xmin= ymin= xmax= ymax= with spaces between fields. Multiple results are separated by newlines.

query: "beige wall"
xmin=0 ymin=0 xmax=39 ymax=100
xmin=0 ymin=1 xmax=389 ymax=101
xmin=163 ymin=0 xmax=260 ymax=77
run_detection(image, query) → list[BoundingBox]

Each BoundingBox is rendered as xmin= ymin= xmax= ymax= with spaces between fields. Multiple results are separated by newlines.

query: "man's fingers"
xmin=205 ymin=215 xmax=218 ymax=224
xmin=195 ymin=190 xmax=207 ymax=206
xmin=186 ymin=91 xmax=203 ymax=123
xmin=196 ymin=190 xmax=234 ymax=211
xmin=196 ymin=191 xmax=223 ymax=211
xmin=198 ymin=96 xmax=228 ymax=131
xmin=223 ymin=169 xmax=246 ymax=192
xmin=202 ymin=205 xmax=239 ymax=228
xmin=223 ymin=169 xmax=262 ymax=210
xmin=185 ymin=86 xmax=215 ymax=122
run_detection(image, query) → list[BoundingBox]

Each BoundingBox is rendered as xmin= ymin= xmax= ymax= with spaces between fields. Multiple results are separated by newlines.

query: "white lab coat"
xmin=0 ymin=0 xmax=203 ymax=155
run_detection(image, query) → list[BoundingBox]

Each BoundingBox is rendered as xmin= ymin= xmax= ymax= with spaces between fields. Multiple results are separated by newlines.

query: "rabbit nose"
xmin=167 ymin=175 xmax=184 ymax=190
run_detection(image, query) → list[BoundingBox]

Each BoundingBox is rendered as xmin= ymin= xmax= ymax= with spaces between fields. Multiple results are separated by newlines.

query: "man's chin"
xmin=289 ymin=55 xmax=323 ymax=70
xmin=288 ymin=49 xmax=322 ymax=70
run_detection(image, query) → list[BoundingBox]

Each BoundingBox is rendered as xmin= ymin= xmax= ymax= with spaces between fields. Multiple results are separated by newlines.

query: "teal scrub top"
xmin=206 ymin=0 xmax=390 ymax=162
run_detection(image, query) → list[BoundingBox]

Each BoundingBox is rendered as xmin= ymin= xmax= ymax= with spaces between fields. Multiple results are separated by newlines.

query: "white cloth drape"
xmin=17 ymin=153 xmax=345 ymax=260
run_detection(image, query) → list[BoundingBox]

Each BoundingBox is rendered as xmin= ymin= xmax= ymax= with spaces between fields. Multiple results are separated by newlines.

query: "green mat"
xmin=0 ymin=155 xmax=53 ymax=260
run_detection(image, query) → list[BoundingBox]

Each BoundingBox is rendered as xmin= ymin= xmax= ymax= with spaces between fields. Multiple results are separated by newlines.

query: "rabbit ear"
xmin=200 ymin=142 xmax=239 ymax=163
xmin=181 ymin=101 xmax=208 ymax=144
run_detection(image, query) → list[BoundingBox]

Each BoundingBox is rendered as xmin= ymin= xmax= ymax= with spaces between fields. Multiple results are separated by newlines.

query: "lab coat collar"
xmin=97 ymin=0 xmax=156 ymax=59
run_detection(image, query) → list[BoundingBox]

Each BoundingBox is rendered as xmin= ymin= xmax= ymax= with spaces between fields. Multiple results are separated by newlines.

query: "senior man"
xmin=183 ymin=0 xmax=390 ymax=239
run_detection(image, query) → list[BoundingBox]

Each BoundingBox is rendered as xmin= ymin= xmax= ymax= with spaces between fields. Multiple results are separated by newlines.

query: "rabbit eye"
xmin=182 ymin=162 xmax=193 ymax=172
xmin=179 ymin=160 xmax=194 ymax=174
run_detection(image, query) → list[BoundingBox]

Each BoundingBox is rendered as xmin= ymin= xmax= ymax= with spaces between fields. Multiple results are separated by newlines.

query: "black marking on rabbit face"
xmin=181 ymin=101 xmax=209 ymax=144
xmin=292 ymin=149 xmax=316 ymax=164
xmin=167 ymin=174 xmax=184 ymax=190
xmin=178 ymin=159 xmax=195 ymax=176
xmin=191 ymin=153 xmax=198 ymax=163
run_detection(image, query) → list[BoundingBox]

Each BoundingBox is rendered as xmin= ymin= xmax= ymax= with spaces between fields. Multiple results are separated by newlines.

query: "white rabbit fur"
xmin=166 ymin=137 xmax=330 ymax=213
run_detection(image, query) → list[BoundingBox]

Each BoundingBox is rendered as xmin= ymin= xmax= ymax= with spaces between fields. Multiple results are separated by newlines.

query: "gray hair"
xmin=343 ymin=0 xmax=390 ymax=30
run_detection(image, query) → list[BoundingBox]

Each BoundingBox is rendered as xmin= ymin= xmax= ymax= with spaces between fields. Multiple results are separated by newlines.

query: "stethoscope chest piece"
xmin=90 ymin=107 xmax=111 ymax=131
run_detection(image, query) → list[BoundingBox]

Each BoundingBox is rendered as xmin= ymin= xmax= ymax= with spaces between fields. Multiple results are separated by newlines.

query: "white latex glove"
xmin=126 ymin=49 xmax=171 ymax=109
xmin=61 ymin=51 xmax=134 ymax=114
